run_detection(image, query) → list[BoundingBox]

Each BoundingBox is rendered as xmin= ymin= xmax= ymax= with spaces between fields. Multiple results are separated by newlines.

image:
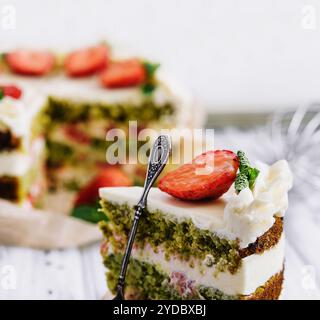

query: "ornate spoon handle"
xmin=113 ymin=135 xmax=171 ymax=300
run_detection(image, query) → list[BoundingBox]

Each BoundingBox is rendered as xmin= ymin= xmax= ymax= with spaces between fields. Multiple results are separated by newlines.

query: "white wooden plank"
xmin=0 ymin=246 xmax=89 ymax=300
xmin=79 ymin=243 xmax=106 ymax=300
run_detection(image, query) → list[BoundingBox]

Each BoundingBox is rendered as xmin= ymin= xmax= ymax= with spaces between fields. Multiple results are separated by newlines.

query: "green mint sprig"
xmin=235 ymin=151 xmax=260 ymax=194
xmin=144 ymin=61 xmax=160 ymax=78
xmin=141 ymin=61 xmax=160 ymax=95
xmin=0 ymin=89 xmax=4 ymax=101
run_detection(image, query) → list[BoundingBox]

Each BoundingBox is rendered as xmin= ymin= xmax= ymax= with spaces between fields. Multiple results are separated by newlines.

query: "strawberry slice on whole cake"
xmin=5 ymin=50 xmax=55 ymax=76
xmin=64 ymin=44 xmax=109 ymax=77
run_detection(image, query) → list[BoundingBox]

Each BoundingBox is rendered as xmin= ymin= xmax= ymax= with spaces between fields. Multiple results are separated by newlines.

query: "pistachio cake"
xmin=99 ymin=151 xmax=293 ymax=300
xmin=0 ymin=44 xmax=197 ymax=212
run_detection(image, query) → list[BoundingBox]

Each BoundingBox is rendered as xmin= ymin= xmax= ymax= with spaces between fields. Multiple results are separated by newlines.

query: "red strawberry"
xmin=6 ymin=50 xmax=55 ymax=76
xmin=0 ymin=85 xmax=22 ymax=99
xmin=100 ymin=240 xmax=109 ymax=256
xmin=64 ymin=44 xmax=109 ymax=77
xmin=100 ymin=59 xmax=146 ymax=88
xmin=74 ymin=167 xmax=132 ymax=206
xmin=64 ymin=124 xmax=90 ymax=145
xmin=159 ymin=150 xmax=239 ymax=201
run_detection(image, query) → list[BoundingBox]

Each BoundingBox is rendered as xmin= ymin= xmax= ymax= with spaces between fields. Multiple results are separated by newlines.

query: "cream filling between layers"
xmin=0 ymin=138 xmax=45 ymax=177
xmin=125 ymin=235 xmax=284 ymax=296
xmin=0 ymin=152 xmax=31 ymax=176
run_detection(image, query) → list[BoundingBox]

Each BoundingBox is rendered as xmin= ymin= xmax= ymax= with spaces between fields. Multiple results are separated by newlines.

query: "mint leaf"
xmin=141 ymin=83 xmax=156 ymax=95
xmin=248 ymin=167 xmax=260 ymax=189
xmin=235 ymin=172 xmax=249 ymax=194
xmin=141 ymin=61 xmax=160 ymax=96
xmin=143 ymin=61 xmax=160 ymax=78
xmin=0 ymin=89 xmax=3 ymax=101
xmin=71 ymin=203 xmax=108 ymax=224
xmin=237 ymin=150 xmax=250 ymax=172
xmin=235 ymin=151 xmax=260 ymax=194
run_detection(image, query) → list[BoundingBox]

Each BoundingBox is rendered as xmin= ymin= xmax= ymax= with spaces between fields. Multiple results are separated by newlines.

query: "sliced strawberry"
xmin=0 ymin=85 xmax=22 ymax=99
xmin=6 ymin=50 xmax=55 ymax=76
xmin=100 ymin=59 xmax=146 ymax=88
xmin=74 ymin=167 xmax=132 ymax=206
xmin=100 ymin=240 xmax=109 ymax=256
xmin=159 ymin=150 xmax=239 ymax=201
xmin=64 ymin=44 xmax=109 ymax=77
xmin=64 ymin=124 xmax=91 ymax=145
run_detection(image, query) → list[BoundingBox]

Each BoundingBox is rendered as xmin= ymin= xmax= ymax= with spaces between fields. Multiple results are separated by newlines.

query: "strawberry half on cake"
xmin=99 ymin=150 xmax=293 ymax=300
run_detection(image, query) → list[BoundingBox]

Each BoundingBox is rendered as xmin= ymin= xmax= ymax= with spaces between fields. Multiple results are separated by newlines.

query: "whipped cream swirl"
xmin=223 ymin=160 xmax=293 ymax=248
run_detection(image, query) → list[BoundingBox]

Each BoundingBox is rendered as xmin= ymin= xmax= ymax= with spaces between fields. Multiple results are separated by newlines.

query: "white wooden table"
xmin=0 ymin=129 xmax=319 ymax=300
xmin=0 ymin=243 xmax=106 ymax=300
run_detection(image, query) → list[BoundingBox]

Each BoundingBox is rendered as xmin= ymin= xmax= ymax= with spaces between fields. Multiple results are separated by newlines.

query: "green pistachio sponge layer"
xmin=99 ymin=200 xmax=241 ymax=273
xmin=104 ymin=252 xmax=237 ymax=300
xmin=44 ymin=96 xmax=174 ymax=124
xmin=103 ymin=252 xmax=284 ymax=300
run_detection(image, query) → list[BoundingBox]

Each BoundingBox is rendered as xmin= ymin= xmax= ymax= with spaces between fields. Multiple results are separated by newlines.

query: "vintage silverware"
xmin=113 ymin=134 xmax=171 ymax=300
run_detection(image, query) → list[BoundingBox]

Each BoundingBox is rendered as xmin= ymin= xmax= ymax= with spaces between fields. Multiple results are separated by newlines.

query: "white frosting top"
xmin=99 ymin=160 xmax=293 ymax=248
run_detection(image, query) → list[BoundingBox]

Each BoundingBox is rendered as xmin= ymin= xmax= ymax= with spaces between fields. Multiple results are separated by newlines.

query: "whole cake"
xmin=0 ymin=44 xmax=198 ymax=213
xmin=99 ymin=150 xmax=293 ymax=300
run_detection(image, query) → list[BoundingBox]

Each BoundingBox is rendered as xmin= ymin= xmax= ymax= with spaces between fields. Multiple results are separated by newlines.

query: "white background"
xmin=1 ymin=0 xmax=320 ymax=112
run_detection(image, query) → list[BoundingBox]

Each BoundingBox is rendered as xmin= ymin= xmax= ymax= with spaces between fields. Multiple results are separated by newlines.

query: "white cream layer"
xmin=0 ymin=137 xmax=45 ymax=177
xmin=0 ymin=152 xmax=31 ymax=176
xmin=100 ymin=160 xmax=292 ymax=248
xmin=108 ymin=235 xmax=284 ymax=296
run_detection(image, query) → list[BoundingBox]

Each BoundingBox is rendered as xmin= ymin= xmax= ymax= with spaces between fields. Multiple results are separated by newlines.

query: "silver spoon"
xmin=113 ymin=134 xmax=171 ymax=300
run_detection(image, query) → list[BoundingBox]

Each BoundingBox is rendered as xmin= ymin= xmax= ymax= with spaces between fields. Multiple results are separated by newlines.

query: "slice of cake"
xmin=99 ymin=151 xmax=293 ymax=300
xmin=0 ymin=85 xmax=47 ymax=206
